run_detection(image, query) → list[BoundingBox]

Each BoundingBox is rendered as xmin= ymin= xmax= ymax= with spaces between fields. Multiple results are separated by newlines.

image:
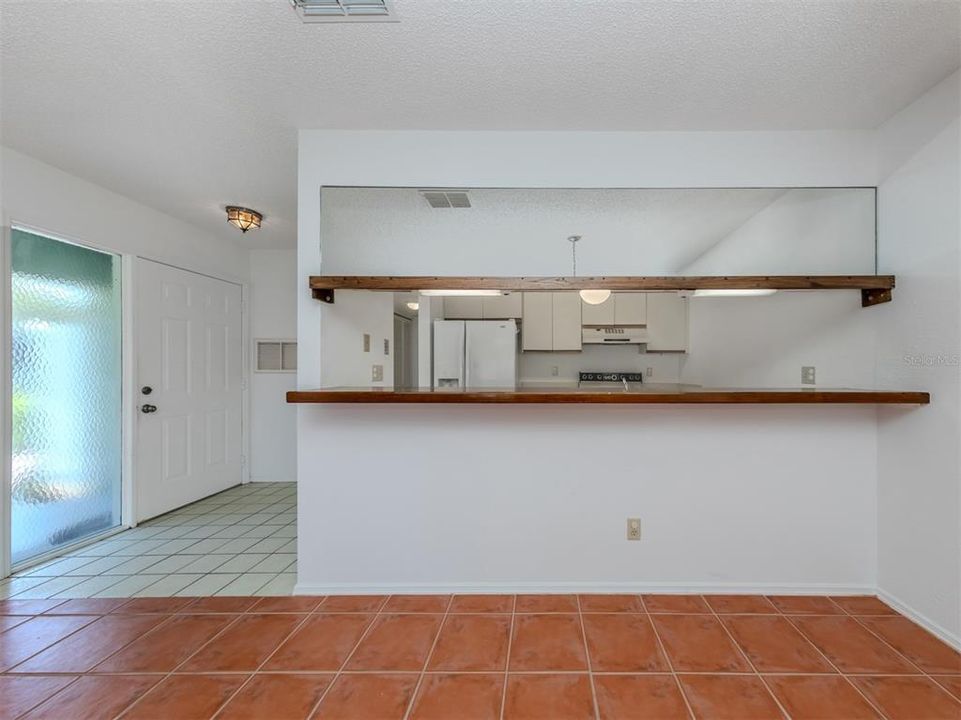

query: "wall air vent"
xmin=420 ymin=190 xmax=472 ymax=209
xmin=290 ymin=0 xmax=396 ymax=23
xmin=256 ymin=340 xmax=298 ymax=372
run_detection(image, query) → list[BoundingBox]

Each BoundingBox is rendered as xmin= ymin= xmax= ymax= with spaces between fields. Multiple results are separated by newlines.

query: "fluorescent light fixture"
xmin=405 ymin=302 xmax=419 ymax=311
xmin=693 ymin=289 xmax=778 ymax=298
xmin=419 ymin=289 xmax=505 ymax=297
xmin=579 ymin=289 xmax=612 ymax=305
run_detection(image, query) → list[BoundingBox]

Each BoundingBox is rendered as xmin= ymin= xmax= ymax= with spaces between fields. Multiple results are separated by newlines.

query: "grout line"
xmin=643 ymin=597 xmax=700 ymax=720
xmin=498 ymin=595 xmax=517 ymax=720
xmin=303 ymin=594 xmax=395 ymax=718
xmin=778 ymin=611 xmax=891 ymax=719
xmin=706 ymin=599 xmax=792 ymax=719
xmin=574 ymin=594 xmax=601 ymax=720
xmin=402 ymin=594 xmax=454 ymax=720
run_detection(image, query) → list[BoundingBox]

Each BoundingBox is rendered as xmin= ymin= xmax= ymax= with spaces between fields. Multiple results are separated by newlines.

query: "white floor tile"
xmin=216 ymin=538 xmax=262 ymax=554
xmin=182 ymin=538 xmax=231 ymax=554
xmin=215 ymin=573 xmax=276 ymax=596
xmin=12 ymin=575 xmax=90 ymax=598
xmin=175 ymin=574 xmax=239 ymax=596
xmin=249 ymin=554 xmax=296 ymax=573
xmin=245 ymin=538 xmax=287 ymax=554
xmin=135 ymin=574 xmax=204 ymax=596
xmin=93 ymin=575 xmax=164 ymax=598
xmin=214 ymin=554 xmax=271 ymax=574
xmin=178 ymin=555 xmax=235 ymax=574
xmin=51 ymin=575 xmax=129 ymax=598
xmin=0 ymin=575 xmax=51 ymax=598
xmin=255 ymin=574 xmax=297 ymax=596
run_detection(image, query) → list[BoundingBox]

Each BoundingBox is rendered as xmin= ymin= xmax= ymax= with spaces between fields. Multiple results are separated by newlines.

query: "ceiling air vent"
xmin=420 ymin=190 xmax=472 ymax=209
xmin=290 ymin=0 xmax=396 ymax=23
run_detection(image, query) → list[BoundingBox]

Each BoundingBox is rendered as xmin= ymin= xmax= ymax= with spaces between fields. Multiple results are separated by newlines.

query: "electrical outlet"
xmin=384 ymin=339 xmax=390 ymax=355
xmin=371 ymin=364 xmax=383 ymax=382
xmin=363 ymin=333 xmax=371 ymax=352
xmin=801 ymin=366 xmax=816 ymax=385
xmin=627 ymin=518 xmax=641 ymax=541
xmin=646 ymin=367 xmax=653 ymax=378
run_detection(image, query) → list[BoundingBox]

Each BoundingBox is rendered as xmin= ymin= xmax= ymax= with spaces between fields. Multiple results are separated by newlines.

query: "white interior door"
xmin=135 ymin=259 xmax=243 ymax=521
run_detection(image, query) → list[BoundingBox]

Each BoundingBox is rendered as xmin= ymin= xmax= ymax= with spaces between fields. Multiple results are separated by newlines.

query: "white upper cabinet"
xmin=551 ymin=292 xmax=582 ymax=350
xmin=521 ymin=293 xmax=553 ymax=351
xmin=444 ymin=296 xmax=484 ymax=319
xmin=482 ymin=291 xmax=523 ymax=319
xmin=646 ymin=293 xmax=688 ymax=352
xmin=613 ymin=292 xmax=647 ymax=325
xmin=581 ymin=295 xmax=615 ymax=325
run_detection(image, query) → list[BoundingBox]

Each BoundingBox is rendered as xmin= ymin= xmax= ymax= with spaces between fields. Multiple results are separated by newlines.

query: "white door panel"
xmin=136 ymin=260 xmax=243 ymax=521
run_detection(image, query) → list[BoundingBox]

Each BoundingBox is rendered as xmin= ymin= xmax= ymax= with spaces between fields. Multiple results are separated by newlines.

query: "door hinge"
xmin=240 ymin=454 xmax=247 ymax=466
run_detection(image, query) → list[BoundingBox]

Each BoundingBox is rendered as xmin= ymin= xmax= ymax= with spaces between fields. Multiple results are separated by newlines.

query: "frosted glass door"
xmin=10 ymin=229 xmax=122 ymax=565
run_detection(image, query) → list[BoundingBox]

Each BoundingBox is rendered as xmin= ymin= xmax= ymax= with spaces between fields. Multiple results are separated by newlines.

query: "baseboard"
xmin=877 ymin=587 xmax=961 ymax=651
xmin=294 ymin=580 xmax=874 ymax=596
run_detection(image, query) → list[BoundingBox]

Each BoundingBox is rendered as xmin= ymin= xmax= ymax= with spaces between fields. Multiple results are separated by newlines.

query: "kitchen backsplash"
xmin=518 ymin=344 xmax=684 ymax=384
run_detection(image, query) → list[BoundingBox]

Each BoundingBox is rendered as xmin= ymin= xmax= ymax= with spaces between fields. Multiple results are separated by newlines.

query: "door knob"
xmin=141 ymin=404 xmax=157 ymax=413
xmin=141 ymin=386 xmax=153 ymax=395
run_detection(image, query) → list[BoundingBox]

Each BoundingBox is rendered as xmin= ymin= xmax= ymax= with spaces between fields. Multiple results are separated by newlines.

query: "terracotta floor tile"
xmin=121 ymin=674 xmax=247 ymax=720
xmin=311 ymin=673 xmax=418 ymax=720
xmin=180 ymin=613 xmax=306 ymax=671
xmin=111 ymin=597 xmax=195 ymax=613
xmin=0 ymin=615 xmax=98 ymax=672
xmin=859 ymin=615 xmax=961 ymax=674
xmin=43 ymin=598 xmax=129 ymax=614
xmin=0 ymin=676 xmax=77 ymax=719
xmin=318 ymin=595 xmax=388 ymax=612
xmin=383 ymin=594 xmax=451 ymax=613
xmin=21 ymin=675 xmax=159 ymax=720
xmin=934 ymin=675 xmax=961 ymax=701
xmin=252 ymin=596 xmax=325 ymax=613
xmin=651 ymin=614 xmax=751 ymax=673
xmin=0 ymin=599 xmax=66 ymax=615
xmin=679 ymin=675 xmax=785 ymax=720
xmin=0 ymin=615 xmax=31 ymax=633
xmin=218 ymin=673 xmax=333 ymax=720
xmin=594 ymin=674 xmax=690 ymax=720
xmin=95 ymin=613 xmax=238 ymax=672
xmin=515 ymin=594 xmax=579 ymax=613
xmin=449 ymin=594 xmax=513 ymax=613
xmin=642 ymin=594 xmax=711 ymax=614
xmin=764 ymin=675 xmax=881 ymax=719
xmin=722 ymin=615 xmax=834 ymax=673
xmin=265 ymin=613 xmax=376 ymax=671
xmin=579 ymin=594 xmax=645 ymax=612
xmin=582 ymin=613 xmax=669 ymax=672
xmin=509 ymin=614 xmax=588 ymax=671
xmin=829 ymin=596 xmax=898 ymax=615
xmin=428 ymin=614 xmax=510 ymax=671
xmin=409 ymin=673 xmax=504 ymax=720
xmin=187 ymin=596 xmax=260 ymax=613
xmin=851 ymin=675 xmax=961 ymax=720
xmin=12 ymin=614 xmax=164 ymax=673
xmin=503 ymin=674 xmax=595 ymax=720
xmin=766 ymin=595 xmax=844 ymax=615
xmin=791 ymin=615 xmax=919 ymax=674
xmin=346 ymin=613 xmax=444 ymax=671
xmin=703 ymin=594 xmax=778 ymax=614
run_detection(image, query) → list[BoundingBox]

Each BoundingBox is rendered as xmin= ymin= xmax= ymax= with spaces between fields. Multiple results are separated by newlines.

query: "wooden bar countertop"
xmin=287 ymin=384 xmax=930 ymax=405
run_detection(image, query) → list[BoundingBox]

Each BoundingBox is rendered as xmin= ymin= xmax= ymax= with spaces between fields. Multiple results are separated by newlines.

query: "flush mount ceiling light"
xmin=289 ymin=0 xmax=397 ymax=23
xmin=419 ymin=289 xmax=504 ymax=297
xmin=693 ymin=289 xmax=778 ymax=298
xmin=569 ymin=235 xmax=611 ymax=305
xmin=225 ymin=206 xmax=262 ymax=233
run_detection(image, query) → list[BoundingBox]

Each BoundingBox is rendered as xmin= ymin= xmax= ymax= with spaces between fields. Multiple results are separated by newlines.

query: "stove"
xmin=578 ymin=371 xmax=644 ymax=387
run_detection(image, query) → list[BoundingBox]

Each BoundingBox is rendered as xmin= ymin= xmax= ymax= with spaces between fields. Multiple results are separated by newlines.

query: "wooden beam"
xmin=309 ymin=274 xmax=895 ymax=294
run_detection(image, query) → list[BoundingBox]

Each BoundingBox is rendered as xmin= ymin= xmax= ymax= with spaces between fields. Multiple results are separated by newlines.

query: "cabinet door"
xmin=613 ymin=292 xmax=647 ymax=325
xmin=482 ymin=292 xmax=523 ymax=319
xmin=444 ymin=296 xmax=483 ymax=319
xmin=646 ymin=293 xmax=688 ymax=352
xmin=581 ymin=294 xmax=615 ymax=325
xmin=552 ymin=292 xmax=582 ymax=350
xmin=521 ymin=293 xmax=553 ymax=351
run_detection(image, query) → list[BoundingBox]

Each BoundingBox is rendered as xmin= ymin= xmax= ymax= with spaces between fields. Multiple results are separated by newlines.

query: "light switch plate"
xmin=627 ymin=518 xmax=641 ymax=541
xmin=363 ymin=333 xmax=371 ymax=353
xmin=372 ymin=364 xmax=383 ymax=382
xmin=801 ymin=366 xmax=816 ymax=385
xmin=384 ymin=339 xmax=390 ymax=355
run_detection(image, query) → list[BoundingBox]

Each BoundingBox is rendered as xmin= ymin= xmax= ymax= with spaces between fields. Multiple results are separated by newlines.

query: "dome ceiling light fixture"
xmin=226 ymin=206 xmax=262 ymax=234
xmin=568 ymin=235 xmax=611 ymax=305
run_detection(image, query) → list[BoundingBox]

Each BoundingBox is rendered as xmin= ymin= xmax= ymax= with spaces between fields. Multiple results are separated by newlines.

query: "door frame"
xmin=0 ymin=220 xmax=250 ymax=578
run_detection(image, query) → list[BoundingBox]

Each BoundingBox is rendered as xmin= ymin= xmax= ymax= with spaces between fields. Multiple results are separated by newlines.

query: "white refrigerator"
xmin=433 ymin=320 xmax=517 ymax=388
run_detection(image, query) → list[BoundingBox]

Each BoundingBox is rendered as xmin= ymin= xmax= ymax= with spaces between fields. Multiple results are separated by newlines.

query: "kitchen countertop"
xmin=287 ymin=384 xmax=930 ymax=404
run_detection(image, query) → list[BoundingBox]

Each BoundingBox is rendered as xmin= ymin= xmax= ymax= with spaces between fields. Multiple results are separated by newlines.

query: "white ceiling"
xmin=1 ymin=0 xmax=958 ymax=249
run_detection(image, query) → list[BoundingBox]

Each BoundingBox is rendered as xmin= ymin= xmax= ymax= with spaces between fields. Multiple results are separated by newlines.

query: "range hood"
xmin=582 ymin=327 xmax=650 ymax=344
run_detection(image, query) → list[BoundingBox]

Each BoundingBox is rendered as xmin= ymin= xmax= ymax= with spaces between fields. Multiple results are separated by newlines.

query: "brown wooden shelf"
xmin=288 ymin=386 xmax=929 ymax=405
xmin=308 ymin=275 xmax=896 ymax=307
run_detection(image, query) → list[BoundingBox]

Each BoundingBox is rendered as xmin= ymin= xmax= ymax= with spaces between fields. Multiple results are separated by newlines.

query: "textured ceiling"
xmin=1 ymin=0 xmax=958 ymax=249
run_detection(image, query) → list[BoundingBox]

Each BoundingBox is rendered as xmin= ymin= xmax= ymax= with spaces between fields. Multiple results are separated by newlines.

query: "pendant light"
xmin=569 ymin=235 xmax=611 ymax=305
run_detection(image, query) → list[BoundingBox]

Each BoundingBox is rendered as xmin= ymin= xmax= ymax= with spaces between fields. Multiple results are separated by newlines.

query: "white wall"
xmin=298 ymin=129 xmax=883 ymax=595
xmin=320 ymin=290 xmax=394 ymax=388
xmin=249 ymin=249 xmax=297 ymax=483
xmin=874 ymin=72 xmax=961 ymax=644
